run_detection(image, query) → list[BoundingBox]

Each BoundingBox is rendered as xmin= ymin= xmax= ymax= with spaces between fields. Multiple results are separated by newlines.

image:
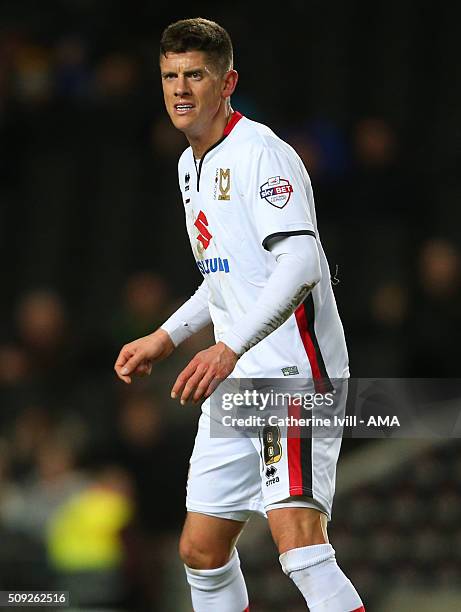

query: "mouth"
xmin=174 ymin=103 xmax=195 ymax=116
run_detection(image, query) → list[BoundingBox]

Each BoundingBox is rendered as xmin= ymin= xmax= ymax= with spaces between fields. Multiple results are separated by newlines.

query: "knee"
xmin=269 ymin=508 xmax=328 ymax=554
xmin=179 ymin=534 xmax=232 ymax=570
xmin=276 ymin=529 xmax=327 ymax=555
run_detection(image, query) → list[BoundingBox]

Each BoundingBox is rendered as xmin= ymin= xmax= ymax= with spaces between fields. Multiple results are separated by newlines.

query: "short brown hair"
xmin=160 ymin=18 xmax=233 ymax=75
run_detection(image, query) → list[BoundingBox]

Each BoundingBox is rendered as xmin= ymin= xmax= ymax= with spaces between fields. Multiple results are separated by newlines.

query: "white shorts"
xmin=186 ymin=380 xmax=347 ymax=522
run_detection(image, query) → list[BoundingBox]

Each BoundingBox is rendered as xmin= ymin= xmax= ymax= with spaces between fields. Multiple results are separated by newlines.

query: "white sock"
xmin=279 ymin=543 xmax=364 ymax=612
xmin=184 ymin=548 xmax=249 ymax=612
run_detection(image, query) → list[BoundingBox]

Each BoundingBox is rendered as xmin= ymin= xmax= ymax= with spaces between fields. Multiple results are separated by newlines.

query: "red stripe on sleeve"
xmin=295 ymin=303 xmax=323 ymax=381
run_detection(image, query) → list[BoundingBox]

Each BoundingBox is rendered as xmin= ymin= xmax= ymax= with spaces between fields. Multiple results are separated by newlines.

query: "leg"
xmin=268 ymin=506 xmax=364 ymax=612
xmin=179 ymin=511 xmax=245 ymax=569
xmin=179 ymin=512 xmax=249 ymax=612
xmin=256 ymin=380 xmax=363 ymax=610
xmin=267 ymin=506 xmax=328 ymax=554
xmin=182 ymin=410 xmax=263 ymax=611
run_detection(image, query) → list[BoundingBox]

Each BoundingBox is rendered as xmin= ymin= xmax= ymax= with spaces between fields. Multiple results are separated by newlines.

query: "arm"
xmin=221 ymin=233 xmax=321 ymax=354
xmin=160 ymin=280 xmax=211 ymax=346
xmin=171 ymin=234 xmax=321 ymax=403
xmin=114 ymin=281 xmax=211 ymax=383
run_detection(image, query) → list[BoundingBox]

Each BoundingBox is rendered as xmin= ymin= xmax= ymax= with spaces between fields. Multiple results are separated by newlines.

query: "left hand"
xmin=171 ymin=342 xmax=238 ymax=405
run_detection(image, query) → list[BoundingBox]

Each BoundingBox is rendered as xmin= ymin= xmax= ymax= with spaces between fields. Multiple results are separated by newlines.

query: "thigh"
xmin=267 ymin=506 xmax=329 ymax=554
xmin=187 ymin=411 xmax=264 ymax=519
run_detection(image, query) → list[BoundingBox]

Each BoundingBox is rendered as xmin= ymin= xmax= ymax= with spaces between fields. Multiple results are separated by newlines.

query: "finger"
xmin=204 ymin=377 xmax=222 ymax=399
xmin=114 ymin=348 xmax=135 ymax=383
xmin=180 ymin=365 xmax=208 ymax=405
xmin=135 ymin=362 xmax=152 ymax=377
xmin=114 ymin=347 xmax=133 ymax=369
xmin=115 ymin=368 xmax=132 ymax=384
xmin=142 ymin=363 xmax=152 ymax=376
xmin=171 ymin=359 xmax=199 ymax=399
xmin=120 ymin=351 xmax=145 ymax=376
xmin=192 ymin=369 xmax=216 ymax=403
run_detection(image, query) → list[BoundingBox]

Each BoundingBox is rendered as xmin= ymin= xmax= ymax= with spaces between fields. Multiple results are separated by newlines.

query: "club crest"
xmin=214 ymin=168 xmax=231 ymax=201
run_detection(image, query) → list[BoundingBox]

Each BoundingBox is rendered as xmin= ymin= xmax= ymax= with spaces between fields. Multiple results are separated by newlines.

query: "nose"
xmin=175 ymin=75 xmax=191 ymax=97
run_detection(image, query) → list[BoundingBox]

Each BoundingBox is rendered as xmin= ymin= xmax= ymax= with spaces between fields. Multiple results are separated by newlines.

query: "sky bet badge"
xmin=260 ymin=176 xmax=293 ymax=208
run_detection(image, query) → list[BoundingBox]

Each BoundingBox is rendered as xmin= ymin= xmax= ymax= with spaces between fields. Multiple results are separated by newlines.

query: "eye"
xmin=191 ymin=72 xmax=202 ymax=80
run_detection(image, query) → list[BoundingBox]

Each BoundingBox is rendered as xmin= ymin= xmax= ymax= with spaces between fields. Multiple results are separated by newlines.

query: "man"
xmin=115 ymin=17 xmax=364 ymax=612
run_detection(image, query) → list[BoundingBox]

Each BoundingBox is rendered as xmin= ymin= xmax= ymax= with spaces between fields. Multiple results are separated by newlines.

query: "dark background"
xmin=0 ymin=1 xmax=460 ymax=610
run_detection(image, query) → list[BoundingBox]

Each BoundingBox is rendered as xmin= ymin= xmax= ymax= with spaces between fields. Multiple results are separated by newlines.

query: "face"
xmin=160 ymin=50 xmax=235 ymax=138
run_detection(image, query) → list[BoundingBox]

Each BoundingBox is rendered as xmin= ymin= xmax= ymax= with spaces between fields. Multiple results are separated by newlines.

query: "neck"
xmin=188 ymin=104 xmax=234 ymax=159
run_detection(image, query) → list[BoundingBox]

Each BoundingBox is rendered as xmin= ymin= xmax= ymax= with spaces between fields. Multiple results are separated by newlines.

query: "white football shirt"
xmin=177 ymin=112 xmax=349 ymax=386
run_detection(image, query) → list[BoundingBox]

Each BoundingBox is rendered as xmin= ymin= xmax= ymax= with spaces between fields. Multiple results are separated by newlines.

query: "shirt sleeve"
xmin=245 ymin=144 xmax=316 ymax=250
xmin=160 ymin=281 xmax=211 ymax=346
xmin=220 ymin=234 xmax=321 ymax=355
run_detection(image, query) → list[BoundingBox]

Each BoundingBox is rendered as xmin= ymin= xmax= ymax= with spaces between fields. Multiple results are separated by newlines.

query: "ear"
xmin=222 ymin=69 xmax=239 ymax=99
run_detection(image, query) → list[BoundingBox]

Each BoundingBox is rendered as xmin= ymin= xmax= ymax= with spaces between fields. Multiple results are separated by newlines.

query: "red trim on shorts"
xmin=243 ymin=608 xmax=250 ymax=612
xmin=351 ymin=607 xmax=365 ymax=612
xmin=223 ymin=111 xmax=243 ymax=135
xmin=287 ymin=401 xmax=303 ymax=495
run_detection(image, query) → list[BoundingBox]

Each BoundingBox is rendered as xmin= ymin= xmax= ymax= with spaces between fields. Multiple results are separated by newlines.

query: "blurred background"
xmin=0 ymin=0 xmax=460 ymax=610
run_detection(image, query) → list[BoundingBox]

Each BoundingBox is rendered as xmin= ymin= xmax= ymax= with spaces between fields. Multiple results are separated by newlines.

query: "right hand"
xmin=114 ymin=329 xmax=175 ymax=384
